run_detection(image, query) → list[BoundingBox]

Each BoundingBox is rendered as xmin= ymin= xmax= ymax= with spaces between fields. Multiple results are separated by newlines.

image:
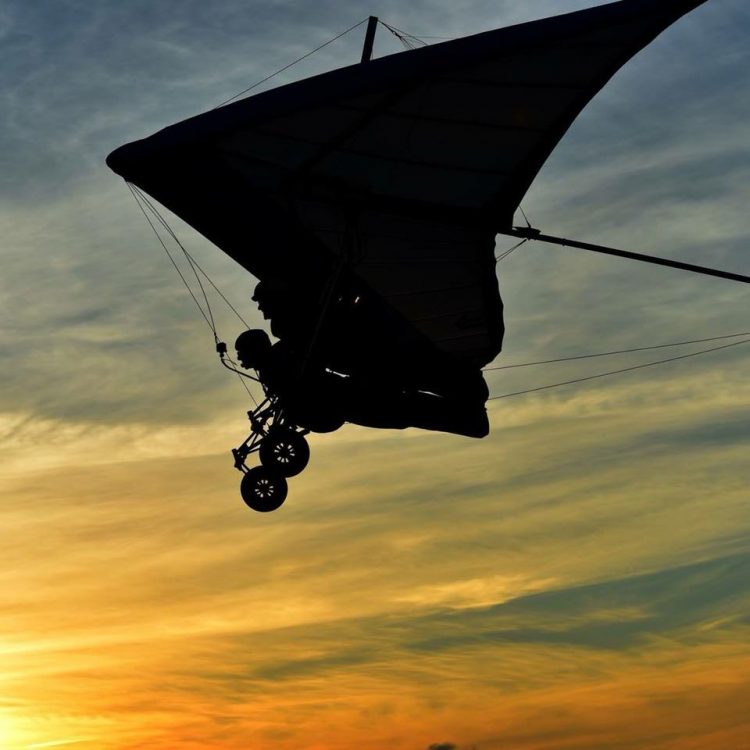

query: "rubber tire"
xmin=240 ymin=467 xmax=288 ymax=512
xmin=259 ymin=429 xmax=310 ymax=477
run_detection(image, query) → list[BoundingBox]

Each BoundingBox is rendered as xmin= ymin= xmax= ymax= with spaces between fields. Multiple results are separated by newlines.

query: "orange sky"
xmin=3 ymin=379 xmax=750 ymax=749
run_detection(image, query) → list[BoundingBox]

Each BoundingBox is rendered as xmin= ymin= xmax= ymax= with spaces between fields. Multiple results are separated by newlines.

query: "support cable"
xmin=518 ymin=205 xmax=532 ymax=229
xmin=127 ymin=183 xmax=259 ymax=406
xmin=181 ymin=248 xmax=251 ymax=329
xmin=127 ymin=184 xmax=215 ymax=335
xmin=222 ymin=352 xmax=260 ymax=407
xmin=484 ymin=330 xmax=750 ymax=371
xmin=495 ymin=203 xmax=535 ymax=261
xmin=214 ymin=18 xmax=370 ymax=108
xmin=130 ymin=185 xmax=218 ymax=340
xmin=489 ymin=338 xmax=750 ymax=400
xmin=495 ymin=238 xmax=528 ymax=263
xmin=132 ymin=186 xmax=250 ymax=329
xmin=380 ymin=21 xmax=429 ymax=49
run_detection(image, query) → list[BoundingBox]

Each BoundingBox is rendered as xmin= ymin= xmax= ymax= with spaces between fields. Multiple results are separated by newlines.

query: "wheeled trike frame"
xmin=231 ymin=396 xmax=311 ymax=512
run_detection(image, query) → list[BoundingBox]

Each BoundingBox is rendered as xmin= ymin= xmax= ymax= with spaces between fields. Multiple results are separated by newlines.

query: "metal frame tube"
xmin=499 ymin=227 xmax=750 ymax=284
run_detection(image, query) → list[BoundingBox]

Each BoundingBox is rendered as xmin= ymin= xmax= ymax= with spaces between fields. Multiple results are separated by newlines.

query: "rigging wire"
xmin=127 ymin=184 xmax=259 ymax=407
xmin=132 ymin=186 xmax=250 ymax=329
xmin=494 ymin=205 xmax=534 ymax=262
xmin=495 ymin=238 xmax=528 ymax=263
xmin=488 ymin=337 xmax=750 ymax=400
xmin=223 ymin=351 xmax=260 ymax=407
xmin=214 ymin=18 xmax=370 ymax=108
xmin=408 ymin=35 xmax=455 ymax=40
xmin=127 ymin=184 xmax=215 ymax=336
xmin=181 ymin=248 xmax=250 ymax=329
xmin=178 ymin=242 xmax=218 ymax=337
xmin=380 ymin=24 xmax=416 ymax=51
xmin=380 ymin=20 xmax=429 ymax=49
xmin=130 ymin=185 xmax=218 ymax=340
xmin=484 ymin=330 xmax=750 ymax=371
xmin=518 ymin=205 xmax=532 ymax=229
xmin=134 ymin=189 xmax=214 ymax=315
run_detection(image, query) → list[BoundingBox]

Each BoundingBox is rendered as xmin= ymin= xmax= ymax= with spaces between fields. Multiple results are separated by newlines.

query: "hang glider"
xmin=109 ymin=0 xmax=733 ymax=511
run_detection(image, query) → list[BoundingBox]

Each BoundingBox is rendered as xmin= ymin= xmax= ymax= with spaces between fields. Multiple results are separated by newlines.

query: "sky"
xmin=1 ymin=1 xmax=749 ymax=748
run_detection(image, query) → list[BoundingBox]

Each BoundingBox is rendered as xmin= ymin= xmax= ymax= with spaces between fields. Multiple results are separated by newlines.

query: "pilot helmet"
xmin=234 ymin=329 xmax=271 ymax=369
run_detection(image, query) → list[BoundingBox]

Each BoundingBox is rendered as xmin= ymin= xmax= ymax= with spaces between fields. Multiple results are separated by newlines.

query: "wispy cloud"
xmin=2 ymin=1 xmax=749 ymax=748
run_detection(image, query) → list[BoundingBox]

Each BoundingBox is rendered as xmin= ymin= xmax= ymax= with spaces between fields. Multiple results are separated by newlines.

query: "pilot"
xmin=234 ymin=329 xmax=488 ymax=438
xmin=234 ymin=328 xmax=347 ymax=433
xmin=251 ymin=279 xmax=312 ymax=344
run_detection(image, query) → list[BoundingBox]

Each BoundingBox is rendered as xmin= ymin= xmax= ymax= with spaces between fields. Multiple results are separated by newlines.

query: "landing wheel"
xmin=260 ymin=429 xmax=310 ymax=477
xmin=240 ymin=467 xmax=288 ymax=512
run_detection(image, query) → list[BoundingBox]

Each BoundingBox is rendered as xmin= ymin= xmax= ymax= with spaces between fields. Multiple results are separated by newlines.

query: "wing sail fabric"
xmin=108 ymin=0 xmax=707 ymax=366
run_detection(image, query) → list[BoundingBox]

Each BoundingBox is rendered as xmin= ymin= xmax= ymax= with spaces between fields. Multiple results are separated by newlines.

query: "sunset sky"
xmin=1 ymin=1 xmax=749 ymax=749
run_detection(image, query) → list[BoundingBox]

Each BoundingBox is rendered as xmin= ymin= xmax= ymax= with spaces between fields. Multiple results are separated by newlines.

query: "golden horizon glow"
xmin=2 ymin=0 xmax=750 ymax=746
xmin=3 ymin=374 xmax=749 ymax=749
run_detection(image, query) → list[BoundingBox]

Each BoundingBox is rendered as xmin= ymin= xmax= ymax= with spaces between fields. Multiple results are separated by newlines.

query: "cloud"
xmin=404 ymin=553 xmax=750 ymax=655
xmin=1 ymin=2 xmax=749 ymax=749
xmin=1 ymin=0 xmax=748 ymax=432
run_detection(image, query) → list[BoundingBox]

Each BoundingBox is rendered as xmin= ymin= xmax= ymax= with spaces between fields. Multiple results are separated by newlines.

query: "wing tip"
xmin=106 ymin=144 xmax=129 ymax=177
